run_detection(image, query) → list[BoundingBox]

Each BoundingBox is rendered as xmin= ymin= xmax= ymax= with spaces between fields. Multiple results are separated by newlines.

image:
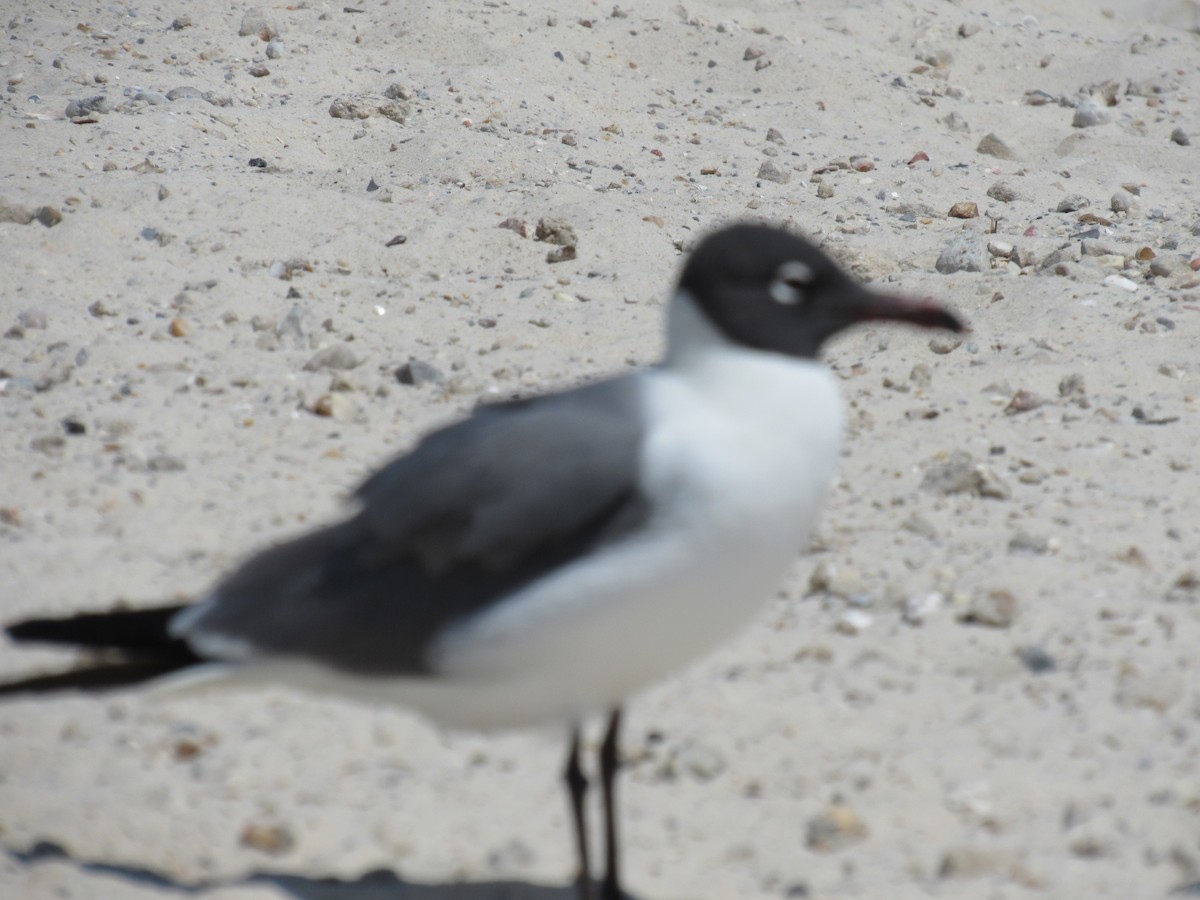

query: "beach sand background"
xmin=2 ymin=1 xmax=1200 ymax=897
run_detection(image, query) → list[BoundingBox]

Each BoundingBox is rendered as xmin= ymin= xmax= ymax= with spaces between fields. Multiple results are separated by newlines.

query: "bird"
xmin=0 ymin=222 xmax=963 ymax=900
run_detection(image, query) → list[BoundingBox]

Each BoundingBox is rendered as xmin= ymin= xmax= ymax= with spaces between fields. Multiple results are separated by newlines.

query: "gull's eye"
xmin=768 ymin=260 xmax=815 ymax=305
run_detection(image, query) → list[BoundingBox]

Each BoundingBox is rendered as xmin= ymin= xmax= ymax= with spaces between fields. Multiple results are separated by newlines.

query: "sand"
xmin=2 ymin=1 xmax=1200 ymax=897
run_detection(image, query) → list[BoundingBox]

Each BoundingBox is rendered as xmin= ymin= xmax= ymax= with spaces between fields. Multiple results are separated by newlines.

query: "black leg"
xmin=564 ymin=726 xmax=594 ymax=900
xmin=599 ymin=707 xmax=623 ymax=900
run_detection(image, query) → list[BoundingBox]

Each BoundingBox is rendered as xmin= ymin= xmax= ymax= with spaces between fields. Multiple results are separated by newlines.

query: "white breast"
xmin=421 ymin=344 xmax=844 ymax=729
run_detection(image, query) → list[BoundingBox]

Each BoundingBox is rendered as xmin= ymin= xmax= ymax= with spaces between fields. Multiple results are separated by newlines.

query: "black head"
xmin=677 ymin=223 xmax=963 ymax=358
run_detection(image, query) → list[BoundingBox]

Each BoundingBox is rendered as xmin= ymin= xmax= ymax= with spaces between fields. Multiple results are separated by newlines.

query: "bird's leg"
xmin=599 ymin=707 xmax=623 ymax=900
xmin=564 ymin=726 xmax=594 ymax=900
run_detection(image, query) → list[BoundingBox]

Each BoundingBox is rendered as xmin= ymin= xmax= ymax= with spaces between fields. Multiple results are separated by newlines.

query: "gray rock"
xmin=395 ymin=359 xmax=445 ymax=387
xmin=239 ymin=8 xmax=280 ymax=39
xmin=166 ymin=85 xmax=203 ymax=101
xmin=1072 ymin=98 xmax=1110 ymax=128
xmin=941 ymin=111 xmax=970 ymax=133
xmin=756 ymin=160 xmax=790 ymax=184
xmin=65 ymin=95 xmax=110 ymax=118
xmin=1110 ymin=189 xmax=1133 ymax=213
xmin=921 ymin=450 xmax=1010 ymax=499
xmin=265 ymin=41 xmax=285 ymax=59
xmin=935 ymin=233 xmax=988 ymax=274
xmin=1056 ymin=194 xmax=1089 ymax=212
xmin=960 ymin=589 xmax=1017 ymax=628
xmin=1170 ymin=127 xmax=1190 ymax=146
xmin=976 ymin=132 xmax=1017 ymax=160
xmin=303 ymin=345 xmax=360 ymax=372
xmin=986 ymin=180 xmax=1024 ymax=203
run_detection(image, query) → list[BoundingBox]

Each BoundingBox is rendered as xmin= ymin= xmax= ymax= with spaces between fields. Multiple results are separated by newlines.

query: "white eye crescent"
xmin=768 ymin=260 xmax=815 ymax=305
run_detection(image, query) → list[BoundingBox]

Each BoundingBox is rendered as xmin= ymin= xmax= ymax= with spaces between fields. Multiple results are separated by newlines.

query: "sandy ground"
xmin=2 ymin=1 xmax=1200 ymax=898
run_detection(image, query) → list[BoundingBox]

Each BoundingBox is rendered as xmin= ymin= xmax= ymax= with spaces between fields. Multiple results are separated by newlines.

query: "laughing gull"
xmin=0 ymin=222 xmax=962 ymax=900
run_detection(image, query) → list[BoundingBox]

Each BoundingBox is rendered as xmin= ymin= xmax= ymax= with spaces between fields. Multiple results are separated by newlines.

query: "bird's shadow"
xmin=10 ymin=840 xmax=633 ymax=899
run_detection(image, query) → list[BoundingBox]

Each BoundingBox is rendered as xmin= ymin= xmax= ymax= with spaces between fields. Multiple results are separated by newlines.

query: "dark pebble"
xmin=249 ymin=158 xmax=267 ymax=168
xmin=62 ymin=418 xmax=86 ymax=436
xmin=1017 ymin=646 xmax=1056 ymax=673
xmin=395 ymin=359 xmax=444 ymax=387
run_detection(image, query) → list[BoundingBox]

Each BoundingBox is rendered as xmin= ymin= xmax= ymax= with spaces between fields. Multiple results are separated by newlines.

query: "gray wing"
xmin=176 ymin=377 xmax=650 ymax=676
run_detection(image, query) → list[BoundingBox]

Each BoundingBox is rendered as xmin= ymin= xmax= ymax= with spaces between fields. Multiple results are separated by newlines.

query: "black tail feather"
xmin=2 ymin=603 xmax=203 ymax=698
xmin=6 ymin=603 xmax=189 ymax=652
xmin=0 ymin=658 xmax=198 ymax=697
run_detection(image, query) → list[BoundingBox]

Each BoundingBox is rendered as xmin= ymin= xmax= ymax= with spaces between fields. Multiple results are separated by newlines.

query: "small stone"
xmin=986 ymin=180 xmax=1022 ymax=203
xmin=948 ymin=201 xmax=978 ymax=219
xmin=808 ymin=560 xmax=863 ymax=598
xmin=929 ymin=334 xmax=962 ymax=354
xmin=1056 ymin=194 xmax=1089 ymax=213
xmin=65 ymin=95 xmax=110 ymax=118
xmin=960 ymin=589 xmax=1017 ymax=628
xmin=168 ymin=317 xmax=190 ymax=338
xmin=1110 ymin=189 xmax=1133 ymax=213
xmin=986 ymin=240 xmax=1014 ymax=258
xmin=17 ymin=310 xmax=47 ymax=330
xmin=1008 ymin=531 xmax=1050 ymax=554
xmin=0 ymin=198 xmax=35 ymax=224
xmin=1102 ymin=274 xmax=1138 ymax=292
xmin=902 ymin=592 xmax=945 ymax=625
xmin=939 ymin=847 xmax=1019 ymax=879
xmin=1004 ymin=390 xmax=1044 ymax=414
xmin=835 ymin=609 xmax=873 ymax=635
xmin=498 ymin=217 xmax=528 ymax=237
xmin=265 ymin=41 xmax=284 ymax=59
xmin=921 ymin=451 xmax=1010 ymax=500
xmin=806 ymin=806 xmax=867 ymax=852
xmin=756 ymin=160 xmax=790 ymax=184
xmin=941 ymin=111 xmax=970 ymax=133
xmin=1016 ymin=645 xmax=1056 ymax=673
xmin=743 ymin=47 xmax=766 ymax=61
xmin=34 ymin=207 xmax=62 ymax=228
xmin=1170 ymin=127 xmax=1190 ymax=146
xmin=534 ymin=217 xmax=577 ymax=247
xmin=668 ymin=740 xmax=727 ymax=782
xmin=311 ymin=393 xmax=355 ymax=419
xmin=166 ymin=86 xmax=203 ymax=101
xmin=815 ymin=182 xmax=835 ymax=199
xmin=765 ymin=127 xmax=786 ymax=145
xmin=303 ymin=345 xmax=360 ymax=372
xmin=935 ymin=233 xmax=988 ymax=274
xmin=1072 ymin=98 xmax=1110 ymax=128
xmin=239 ymin=823 xmax=294 ymax=855
xmin=238 ymin=8 xmax=280 ymax=40
xmin=976 ymin=132 xmax=1017 ymax=160
xmin=395 ymin=359 xmax=444 ymax=387
xmin=546 ymin=246 xmax=576 ymax=264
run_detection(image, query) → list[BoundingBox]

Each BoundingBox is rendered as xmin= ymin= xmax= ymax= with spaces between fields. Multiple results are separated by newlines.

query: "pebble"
xmin=34 ymin=207 xmax=62 ymax=228
xmin=921 ymin=450 xmax=1010 ymax=500
xmin=765 ymin=127 xmax=786 ymax=145
xmin=239 ymin=823 xmax=294 ymax=855
xmin=941 ymin=111 xmax=970 ymax=133
xmin=238 ymin=8 xmax=281 ymax=40
xmin=1170 ymin=127 xmax=1190 ymax=146
xmin=135 ymin=90 xmax=166 ymax=105
xmin=815 ymin=182 xmax=835 ymax=199
xmin=395 ymin=359 xmax=444 ymax=387
xmin=534 ymin=217 xmax=577 ymax=247
xmin=935 ymin=233 xmax=988 ymax=274
xmin=0 ymin=198 xmax=35 ymax=224
xmin=948 ymin=201 xmax=978 ymax=219
xmin=985 ymin=180 xmax=1022 ymax=203
xmin=660 ymin=739 xmax=727 ymax=782
xmin=975 ymin=132 xmax=1017 ymax=160
xmin=1016 ymin=645 xmax=1057 ymax=673
xmin=939 ymin=846 xmax=1021 ymax=879
xmin=165 ymin=85 xmax=202 ymax=100
xmin=1110 ymin=189 xmax=1133 ymax=213
xmin=1056 ymin=194 xmax=1089 ymax=212
xmin=986 ymin=239 xmax=1014 ymax=258
xmin=1072 ymin=97 xmax=1110 ymax=128
xmin=1008 ymin=531 xmax=1050 ymax=555
xmin=808 ymin=560 xmax=864 ymax=598
xmin=960 ymin=589 xmax=1018 ymax=628
xmin=757 ymin=160 xmax=790 ymax=184
xmin=836 ymin=609 xmax=874 ymax=635
xmin=1004 ymin=389 xmax=1045 ymax=414
xmin=65 ymin=95 xmax=110 ymax=118
xmin=806 ymin=806 xmax=868 ymax=852
xmin=902 ymin=592 xmax=945 ymax=625
xmin=929 ymin=334 xmax=962 ymax=354
xmin=168 ymin=317 xmax=190 ymax=338
xmin=311 ymin=393 xmax=356 ymax=420
xmin=265 ymin=41 xmax=285 ymax=59
xmin=1102 ymin=273 xmax=1138 ymax=292
xmin=303 ymin=345 xmax=360 ymax=372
